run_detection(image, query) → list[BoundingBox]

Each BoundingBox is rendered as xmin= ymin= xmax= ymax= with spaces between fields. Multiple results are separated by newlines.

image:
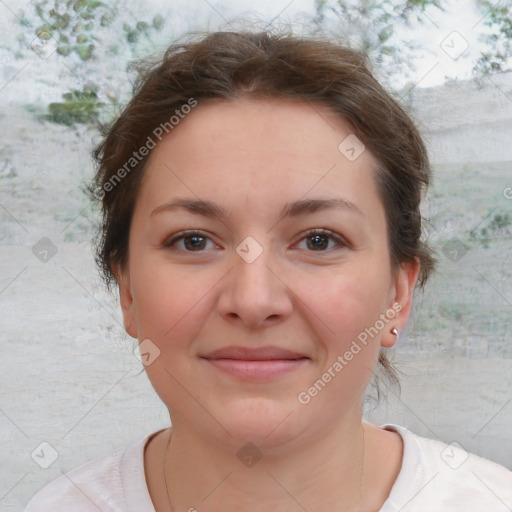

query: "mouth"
xmin=199 ymin=346 xmax=310 ymax=379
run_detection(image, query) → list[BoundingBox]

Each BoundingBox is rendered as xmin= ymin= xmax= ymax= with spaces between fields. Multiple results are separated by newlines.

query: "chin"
xmin=214 ymin=397 xmax=305 ymax=447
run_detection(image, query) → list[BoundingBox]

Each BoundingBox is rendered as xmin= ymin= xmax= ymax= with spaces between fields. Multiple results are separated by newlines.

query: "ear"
xmin=381 ymin=258 xmax=420 ymax=348
xmin=112 ymin=262 xmax=138 ymax=339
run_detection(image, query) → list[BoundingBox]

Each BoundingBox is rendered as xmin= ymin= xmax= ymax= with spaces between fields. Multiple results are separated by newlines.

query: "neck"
xmin=163 ymin=414 xmax=367 ymax=512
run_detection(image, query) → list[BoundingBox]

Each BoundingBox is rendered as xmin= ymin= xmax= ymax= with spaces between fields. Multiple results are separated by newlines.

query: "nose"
xmin=216 ymin=239 xmax=293 ymax=329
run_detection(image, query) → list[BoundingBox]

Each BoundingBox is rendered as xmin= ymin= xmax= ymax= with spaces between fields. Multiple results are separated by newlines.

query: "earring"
xmin=391 ymin=327 xmax=399 ymax=342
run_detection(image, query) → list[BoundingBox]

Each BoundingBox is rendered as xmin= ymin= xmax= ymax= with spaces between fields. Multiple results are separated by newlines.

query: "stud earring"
xmin=391 ymin=327 xmax=399 ymax=342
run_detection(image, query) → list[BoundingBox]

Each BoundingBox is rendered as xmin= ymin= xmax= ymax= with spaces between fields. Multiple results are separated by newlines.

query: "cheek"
xmin=131 ymin=261 xmax=213 ymax=345
xmin=130 ymin=263 xmax=216 ymax=410
xmin=299 ymin=268 xmax=390 ymax=344
xmin=293 ymin=273 xmax=387 ymax=414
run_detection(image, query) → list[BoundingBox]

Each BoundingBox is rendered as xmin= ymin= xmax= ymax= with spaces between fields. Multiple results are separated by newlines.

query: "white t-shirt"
xmin=24 ymin=424 xmax=512 ymax=511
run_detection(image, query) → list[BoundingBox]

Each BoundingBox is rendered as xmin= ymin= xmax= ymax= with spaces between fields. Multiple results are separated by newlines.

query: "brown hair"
xmin=89 ymin=29 xmax=435 ymax=392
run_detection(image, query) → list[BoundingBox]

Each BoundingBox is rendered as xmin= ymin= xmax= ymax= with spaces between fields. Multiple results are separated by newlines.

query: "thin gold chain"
xmin=360 ymin=423 xmax=366 ymax=512
xmin=163 ymin=430 xmax=175 ymax=512
xmin=164 ymin=425 xmax=366 ymax=511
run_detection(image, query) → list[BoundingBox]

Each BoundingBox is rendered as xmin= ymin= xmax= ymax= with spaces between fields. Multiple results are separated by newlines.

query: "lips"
xmin=199 ymin=346 xmax=310 ymax=380
xmin=200 ymin=345 xmax=309 ymax=361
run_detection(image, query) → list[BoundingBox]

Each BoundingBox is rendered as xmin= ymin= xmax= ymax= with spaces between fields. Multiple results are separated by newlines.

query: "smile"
xmin=200 ymin=346 xmax=310 ymax=379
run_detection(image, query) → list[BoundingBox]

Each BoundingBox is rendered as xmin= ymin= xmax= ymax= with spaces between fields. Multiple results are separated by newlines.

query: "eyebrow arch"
xmin=150 ymin=197 xmax=364 ymax=219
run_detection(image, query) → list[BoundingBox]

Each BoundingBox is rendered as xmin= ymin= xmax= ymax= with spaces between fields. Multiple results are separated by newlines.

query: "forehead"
xmin=155 ymin=97 xmax=362 ymax=159
xmin=135 ymin=98 xmax=384 ymax=223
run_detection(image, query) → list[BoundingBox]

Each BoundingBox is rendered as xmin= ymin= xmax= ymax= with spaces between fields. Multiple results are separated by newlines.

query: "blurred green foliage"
xmin=31 ymin=0 xmax=115 ymax=61
xmin=470 ymin=212 xmax=512 ymax=248
xmin=312 ymin=0 xmax=443 ymax=75
xmin=474 ymin=1 xmax=512 ymax=76
xmin=313 ymin=0 xmax=512 ymax=81
xmin=8 ymin=0 xmax=512 ymax=126
xmin=46 ymin=85 xmax=103 ymax=126
xmin=16 ymin=0 xmax=165 ymax=126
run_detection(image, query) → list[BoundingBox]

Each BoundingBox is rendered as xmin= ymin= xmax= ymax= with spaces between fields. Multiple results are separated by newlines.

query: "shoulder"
xmin=23 ymin=431 xmax=160 ymax=512
xmin=380 ymin=424 xmax=512 ymax=512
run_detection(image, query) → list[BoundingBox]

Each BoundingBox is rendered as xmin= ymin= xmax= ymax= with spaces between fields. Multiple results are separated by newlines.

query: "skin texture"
xmin=115 ymin=98 xmax=420 ymax=511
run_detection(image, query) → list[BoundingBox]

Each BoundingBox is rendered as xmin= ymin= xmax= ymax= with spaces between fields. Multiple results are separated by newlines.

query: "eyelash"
xmin=162 ymin=228 xmax=349 ymax=253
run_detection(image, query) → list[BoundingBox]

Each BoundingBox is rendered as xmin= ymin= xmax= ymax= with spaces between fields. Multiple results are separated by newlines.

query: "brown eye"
xmin=163 ymin=231 xmax=215 ymax=252
xmin=296 ymin=229 xmax=347 ymax=252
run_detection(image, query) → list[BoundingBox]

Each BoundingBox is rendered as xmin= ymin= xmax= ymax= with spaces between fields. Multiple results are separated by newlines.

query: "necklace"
xmin=163 ymin=430 xmax=175 ymax=512
xmin=360 ymin=423 xmax=366 ymax=511
xmin=163 ymin=425 xmax=366 ymax=511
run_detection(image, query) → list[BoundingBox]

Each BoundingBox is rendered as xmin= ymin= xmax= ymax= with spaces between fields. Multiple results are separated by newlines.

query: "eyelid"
xmin=163 ymin=228 xmax=350 ymax=252
xmin=296 ymin=228 xmax=350 ymax=250
xmin=162 ymin=230 xmax=219 ymax=250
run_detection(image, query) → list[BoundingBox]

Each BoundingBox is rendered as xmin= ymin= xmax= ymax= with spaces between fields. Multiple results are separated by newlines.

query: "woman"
xmin=25 ymin=30 xmax=512 ymax=511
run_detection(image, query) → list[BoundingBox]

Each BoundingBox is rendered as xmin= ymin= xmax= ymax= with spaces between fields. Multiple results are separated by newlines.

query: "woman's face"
xmin=117 ymin=98 xmax=418 ymax=449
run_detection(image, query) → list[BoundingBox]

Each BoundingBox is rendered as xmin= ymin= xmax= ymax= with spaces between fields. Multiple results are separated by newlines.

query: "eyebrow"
xmin=150 ymin=197 xmax=365 ymax=219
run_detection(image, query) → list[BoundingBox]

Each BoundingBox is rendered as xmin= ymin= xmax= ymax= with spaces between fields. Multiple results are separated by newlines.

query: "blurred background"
xmin=1 ymin=0 xmax=511 ymax=510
